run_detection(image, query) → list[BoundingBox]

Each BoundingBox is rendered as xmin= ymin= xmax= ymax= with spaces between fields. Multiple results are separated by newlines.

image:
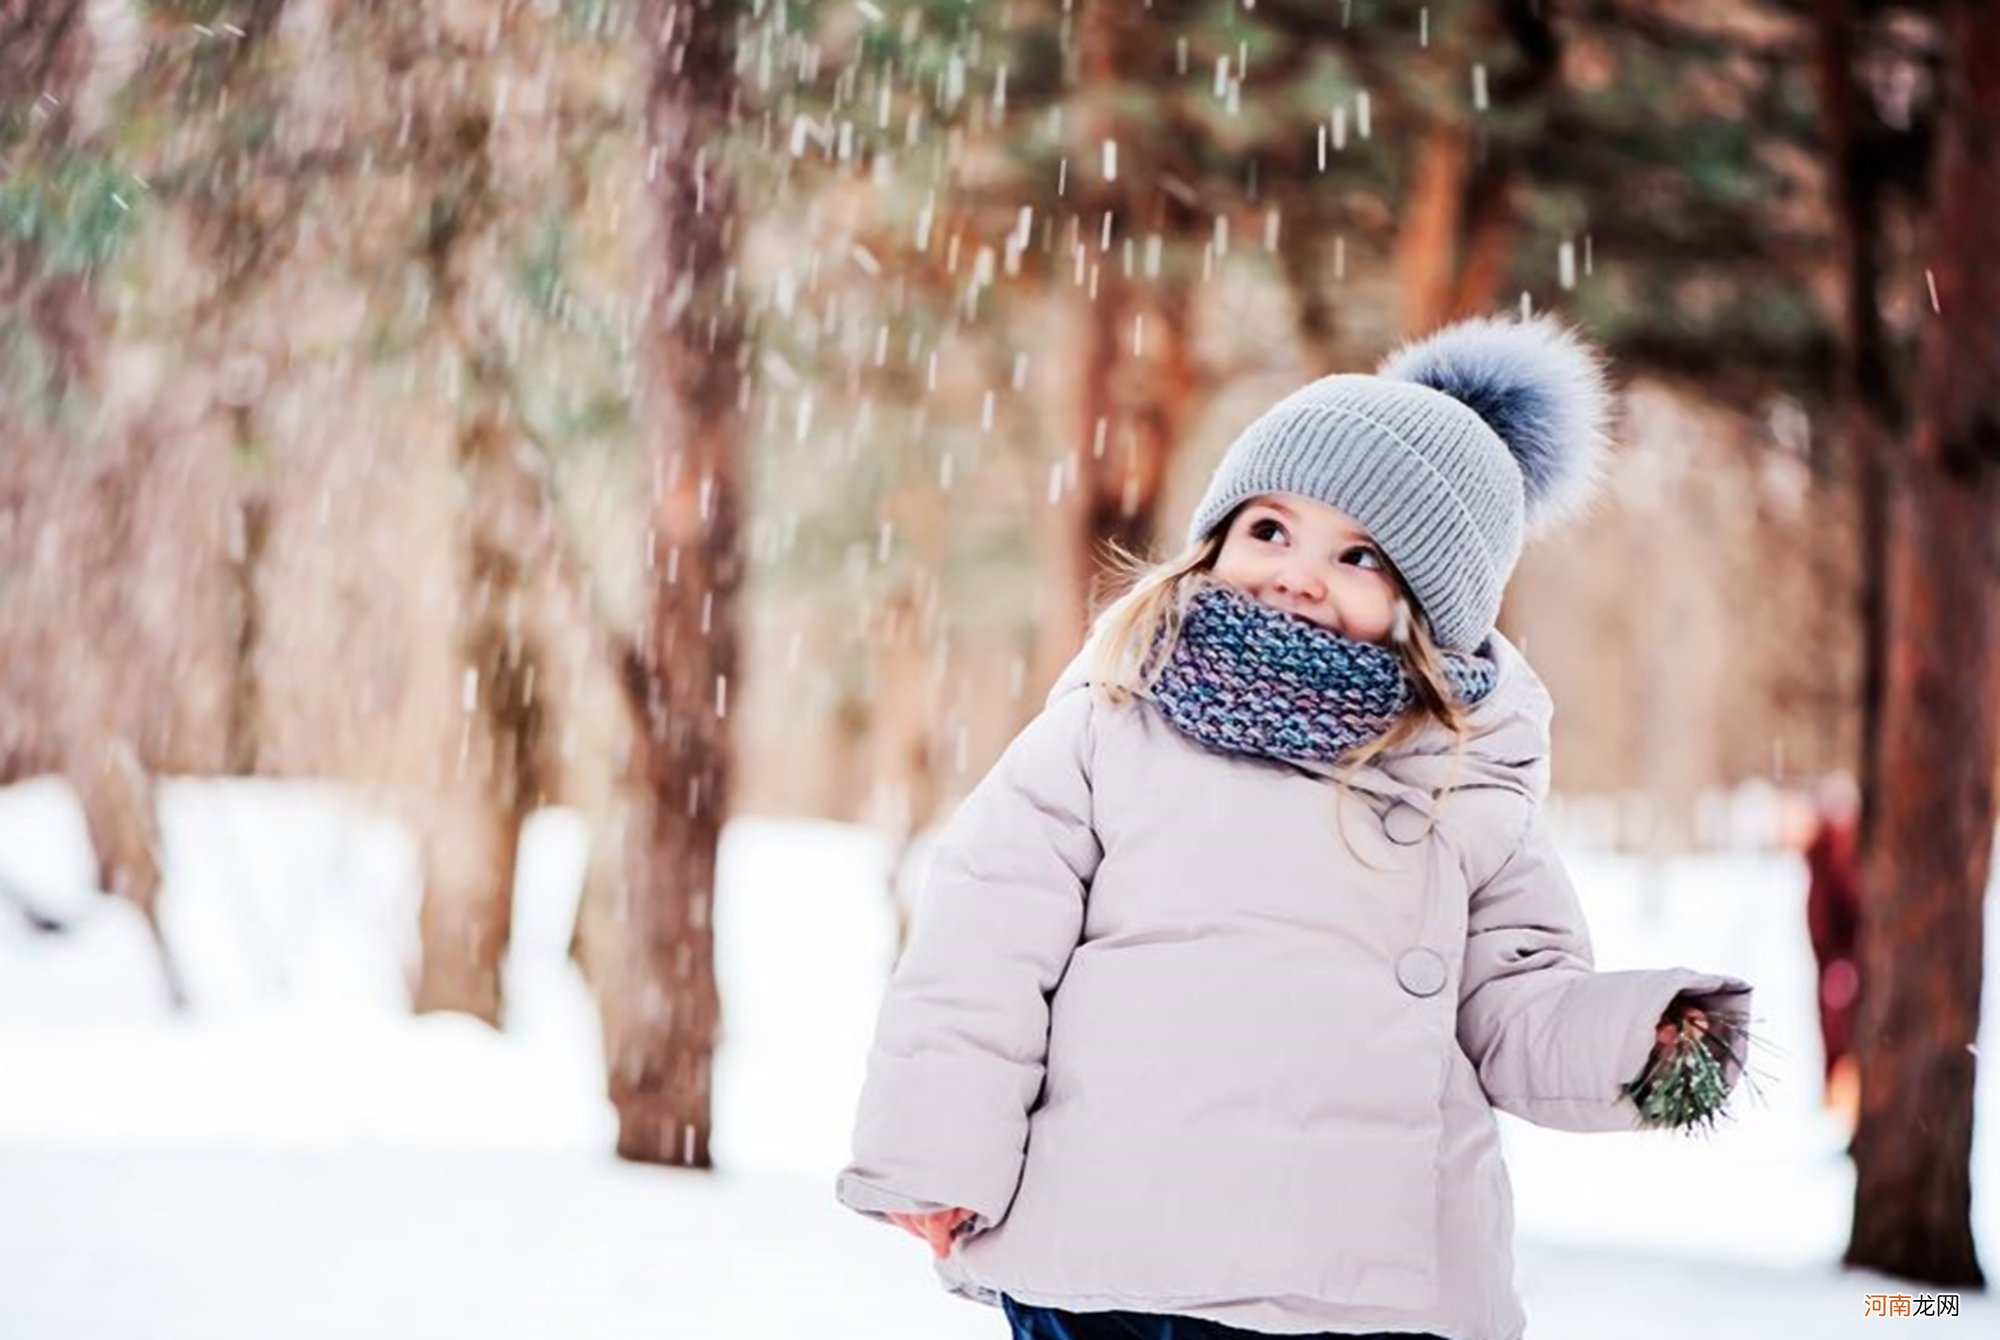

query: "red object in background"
xmin=1805 ymin=801 xmax=1863 ymax=1087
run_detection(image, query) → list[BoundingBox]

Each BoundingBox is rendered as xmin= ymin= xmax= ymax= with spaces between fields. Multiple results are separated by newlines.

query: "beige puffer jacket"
xmin=836 ymin=627 xmax=1753 ymax=1339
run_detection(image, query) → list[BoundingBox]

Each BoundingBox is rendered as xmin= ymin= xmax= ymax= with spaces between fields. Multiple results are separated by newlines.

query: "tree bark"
xmin=1396 ymin=118 xmax=1472 ymax=336
xmin=1812 ymin=0 xmax=1904 ymax=854
xmin=1397 ymin=0 xmax=1561 ymax=332
xmin=611 ymin=0 xmax=745 ymax=1168
xmin=868 ymin=582 xmax=943 ymax=956
xmin=1845 ymin=0 xmax=1998 ymax=1287
xmin=1074 ymin=264 xmax=1190 ymax=579
xmin=1032 ymin=0 xmax=1199 ymax=688
xmin=1085 ymin=269 xmax=1191 ymax=578
xmin=0 ymin=2 xmax=192 ymax=1004
xmin=1275 ymin=220 xmax=1344 ymax=376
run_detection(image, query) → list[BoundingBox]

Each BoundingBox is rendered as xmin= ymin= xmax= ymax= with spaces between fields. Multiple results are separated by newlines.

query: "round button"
xmin=1396 ymin=947 xmax=1449 ymax=997
xmin=1382 ymin=802 xmax=1431 ymax=846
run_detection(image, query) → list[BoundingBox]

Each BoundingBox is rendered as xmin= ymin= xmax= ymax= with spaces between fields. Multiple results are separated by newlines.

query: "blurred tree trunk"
xmin=0 ymin=0 xmax=192 ymax=1005
xmin=1275 ymin=223 xmax=1344 ymax=376
xmin=404 ymin=109 xmax=525 ymax=1026
xmin=1812 ymin=0 xmax=1902 ymax=854
xmin=1035 ymin=0 xmax=1197 ymax=688
xmin=1088 ymin=269 xmax=1192 ymax=577
xmin=611 ymin=0 xmax=745 ymax=1168
xmin=1397 ymin=118 xmax=1472 ymax=334
xmin=869 ymin=582 xmax=942 ymax=955
xmin=869 ymin=459 xmax=950 ymax=952
xmin=1450 ymin=0 xmax=1559 ymax=321
xmin=1845 ymin=0 xmax=1997 ymax=1287
xmin=1394 ymin=0 xmax=1559 ymax=335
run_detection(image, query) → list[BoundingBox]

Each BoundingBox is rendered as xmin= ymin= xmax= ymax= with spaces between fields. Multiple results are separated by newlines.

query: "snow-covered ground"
xmin=0 ymin=777 xmax=1995 ymax=1338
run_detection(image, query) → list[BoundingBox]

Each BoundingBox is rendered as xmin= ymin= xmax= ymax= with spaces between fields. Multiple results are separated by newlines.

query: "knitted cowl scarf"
xmin=1144 ymin=580 xmax=1499 ymax=764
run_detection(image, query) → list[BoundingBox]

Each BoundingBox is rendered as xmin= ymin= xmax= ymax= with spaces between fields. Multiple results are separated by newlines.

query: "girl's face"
xmin=1211 ymin=493 xmax=1402 ymax=645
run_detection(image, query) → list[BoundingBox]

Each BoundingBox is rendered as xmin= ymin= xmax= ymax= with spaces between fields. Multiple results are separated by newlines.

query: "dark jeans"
xmin=1000 ymin=1294 xmax=1448 ymax=1340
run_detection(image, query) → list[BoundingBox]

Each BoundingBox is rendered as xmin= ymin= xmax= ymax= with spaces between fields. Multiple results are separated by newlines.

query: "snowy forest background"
xmin=3 ymin=1 xmax=1998 ymax=1336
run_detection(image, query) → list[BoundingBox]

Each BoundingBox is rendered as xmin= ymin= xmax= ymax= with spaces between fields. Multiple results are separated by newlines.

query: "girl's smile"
xmin=1211 ymin=493 xmax=1402 ymax=645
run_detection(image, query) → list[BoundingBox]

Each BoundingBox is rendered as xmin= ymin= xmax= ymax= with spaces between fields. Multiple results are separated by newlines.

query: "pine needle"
xmin=1623 ymin=1015 xmax=1758 ymax=1136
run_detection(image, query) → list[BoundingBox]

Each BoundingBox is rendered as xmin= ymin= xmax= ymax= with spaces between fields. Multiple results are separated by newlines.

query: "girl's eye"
xmin=1343 ymin=546 xmax=1384 ymax=571
xmin=1248 ymin=518 xmax=1287 ymax=543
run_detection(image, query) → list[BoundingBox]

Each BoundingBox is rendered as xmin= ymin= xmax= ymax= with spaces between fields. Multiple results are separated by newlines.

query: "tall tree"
xmin=1845 ymin=0 xmax=1996 ymax=1287
xmin=1812 ymin=0 xmax=1889 ymax=856
xmin=1810 ymin=0 xmax=1934 ymax=856
xmin=1033 ymin=0 xmax=1204 ymax=684
xmin=0 ymin=0 xmax=190 ymax=1002
xmin=1388 ymin=0 xmax=1560 ymax=333
xmin=610 ymin=0 xmax=747 ymax=1168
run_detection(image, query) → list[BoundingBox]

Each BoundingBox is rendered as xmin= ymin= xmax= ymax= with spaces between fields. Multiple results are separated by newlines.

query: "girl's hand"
xmin=1656 ymin=1002 xmax=1710 ymax=1051
xmin=1627 ymin=995 xmax=1750 ymax=1133
xmin=885 ymin=1206 xmax=976 ymax=1258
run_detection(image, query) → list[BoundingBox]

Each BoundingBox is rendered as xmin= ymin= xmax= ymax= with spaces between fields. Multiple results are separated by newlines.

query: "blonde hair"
xmin=1086 ymin=505 xmax=1476 ymax=861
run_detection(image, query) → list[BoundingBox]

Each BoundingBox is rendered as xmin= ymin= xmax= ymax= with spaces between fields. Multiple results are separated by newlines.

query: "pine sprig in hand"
xmin=1622 ymin=1004 xmax=1753 ymax=1136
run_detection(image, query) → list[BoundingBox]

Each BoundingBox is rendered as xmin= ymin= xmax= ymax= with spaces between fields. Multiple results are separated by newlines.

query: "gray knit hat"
xmin=1185 ymin=313 xmax=1612 ymax=652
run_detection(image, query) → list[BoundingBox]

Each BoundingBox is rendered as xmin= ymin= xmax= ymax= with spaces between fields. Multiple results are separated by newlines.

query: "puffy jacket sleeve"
xmin=1456 ymin=813 xmax=1754 ymax=1132
xmin=835 ymin=688 xmax=1102 ymax=1232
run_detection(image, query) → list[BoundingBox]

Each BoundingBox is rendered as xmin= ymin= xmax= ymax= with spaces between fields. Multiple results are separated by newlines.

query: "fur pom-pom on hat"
xmin=1376 ymin=314 xmax=1612 ymax=535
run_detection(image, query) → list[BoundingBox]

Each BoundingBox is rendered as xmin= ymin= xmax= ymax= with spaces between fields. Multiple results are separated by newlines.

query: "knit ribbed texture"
xmin=1147 ymin=582 xmax=1499 ymax=764
xmin=1186 ymin=375 xmax=1527 ymax=652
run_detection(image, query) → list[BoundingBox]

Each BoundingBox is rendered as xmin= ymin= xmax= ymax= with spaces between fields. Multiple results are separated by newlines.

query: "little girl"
xmin=835 ymin=314 xmax=1755 ymax=1340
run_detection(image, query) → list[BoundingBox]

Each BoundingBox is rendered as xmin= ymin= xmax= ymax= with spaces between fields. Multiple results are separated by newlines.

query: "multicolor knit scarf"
xmin=1145 ymin=581 xmax=1499 ymax=764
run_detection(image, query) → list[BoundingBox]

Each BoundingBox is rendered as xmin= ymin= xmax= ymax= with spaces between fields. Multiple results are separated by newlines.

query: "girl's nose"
xmin=1273 ymin=565 xmax=1327 ymax=601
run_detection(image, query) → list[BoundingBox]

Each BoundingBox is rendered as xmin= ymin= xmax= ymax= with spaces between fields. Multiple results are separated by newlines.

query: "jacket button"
xmin=1396 ymin=948 xmax=1448 ymax=997
xmin=1382 ymin=802 xmax=1430 ymax=845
